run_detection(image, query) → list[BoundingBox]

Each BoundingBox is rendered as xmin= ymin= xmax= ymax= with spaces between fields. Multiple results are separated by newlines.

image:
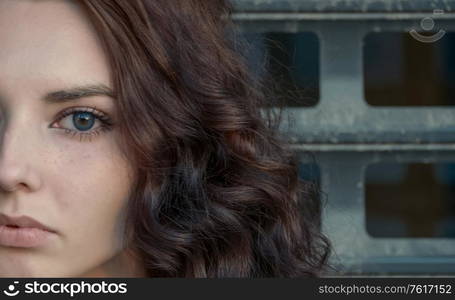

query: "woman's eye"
xmin=52 ymin=107 xmax=114 ymax=142
xmin=59 ymin=111 xmax=99 ymax=132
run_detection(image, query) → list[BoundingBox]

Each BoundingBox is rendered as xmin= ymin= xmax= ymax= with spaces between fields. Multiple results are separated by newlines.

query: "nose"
xmin=0 ymin=122 xmax=42 ymax=193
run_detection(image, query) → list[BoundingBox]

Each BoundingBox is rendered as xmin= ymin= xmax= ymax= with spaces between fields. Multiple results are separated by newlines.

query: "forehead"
xmin=0 ymin=0 xmax=111 ymax=92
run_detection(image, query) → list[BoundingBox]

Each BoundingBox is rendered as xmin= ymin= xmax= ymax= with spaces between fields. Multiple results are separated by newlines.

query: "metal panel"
xmin=232 ymin=0 xmax=455 ymax=275
xmin=233 ymin=0 xmax=455 ymax=13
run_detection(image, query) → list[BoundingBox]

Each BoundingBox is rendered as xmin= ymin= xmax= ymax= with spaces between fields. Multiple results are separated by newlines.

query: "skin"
xmin=0 ymin=0 xmax=145 ymax=277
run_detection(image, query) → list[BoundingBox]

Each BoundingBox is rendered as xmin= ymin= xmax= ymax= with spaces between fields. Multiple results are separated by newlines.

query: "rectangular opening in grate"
xmin=363 ymin=32 xmax=455 ymax=106
xmin=240 ymin=32 xmax=320 ymax=107
xmin=365 ymin=162 xmax=455 ymax=238
xmin=298 ymin=162 xmax=323 ymax=228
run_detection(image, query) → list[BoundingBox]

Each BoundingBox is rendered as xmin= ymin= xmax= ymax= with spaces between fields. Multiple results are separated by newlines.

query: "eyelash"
xmin=52 ymin=106 xmax=115 ymax=142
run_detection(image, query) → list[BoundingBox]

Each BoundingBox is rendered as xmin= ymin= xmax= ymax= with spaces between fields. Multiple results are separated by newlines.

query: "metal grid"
xmin=232 ymin=0 xmax=455 ymax=275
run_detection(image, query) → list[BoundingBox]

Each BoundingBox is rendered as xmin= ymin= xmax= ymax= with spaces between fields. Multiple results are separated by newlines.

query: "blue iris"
xmin=72 ymin=112 xmax=95 ymax=131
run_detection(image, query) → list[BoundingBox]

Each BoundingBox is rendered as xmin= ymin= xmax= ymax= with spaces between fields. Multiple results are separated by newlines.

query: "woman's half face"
xmin=0 ymin=0 xmax=136 ymax=277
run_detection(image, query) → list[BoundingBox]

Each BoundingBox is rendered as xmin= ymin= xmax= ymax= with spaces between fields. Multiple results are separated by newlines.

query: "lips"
xmin=0 ymin=213 xmax=57 ymax=248
xmin=0 ymin=213 xmax=56 ymax=233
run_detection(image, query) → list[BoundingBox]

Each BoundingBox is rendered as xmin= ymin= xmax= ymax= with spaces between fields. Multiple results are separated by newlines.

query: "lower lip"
xmin=0 ymin=225 xmax=56 ymax=248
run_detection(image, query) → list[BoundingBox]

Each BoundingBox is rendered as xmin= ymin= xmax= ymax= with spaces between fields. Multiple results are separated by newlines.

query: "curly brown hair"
xmin=79 ymin=0 xmax=331 ymax=277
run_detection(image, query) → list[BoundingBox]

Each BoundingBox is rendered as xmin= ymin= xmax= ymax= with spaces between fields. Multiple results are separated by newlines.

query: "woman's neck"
xmin=79 ymin=248 xmax=147 ymax=278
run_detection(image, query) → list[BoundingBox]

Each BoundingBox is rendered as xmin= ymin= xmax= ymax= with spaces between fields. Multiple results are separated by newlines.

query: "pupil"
xmin=73 ymin=112 xmax=95 ymax=131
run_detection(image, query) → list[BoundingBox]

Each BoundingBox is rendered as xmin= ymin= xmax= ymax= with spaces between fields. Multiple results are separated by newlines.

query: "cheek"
xmin=49 ymin=139 xmax=133 ymax=247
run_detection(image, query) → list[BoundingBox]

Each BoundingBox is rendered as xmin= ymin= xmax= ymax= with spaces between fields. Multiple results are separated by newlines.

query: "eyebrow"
xmin=43 ymin=84 xmax=115 ymax=103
